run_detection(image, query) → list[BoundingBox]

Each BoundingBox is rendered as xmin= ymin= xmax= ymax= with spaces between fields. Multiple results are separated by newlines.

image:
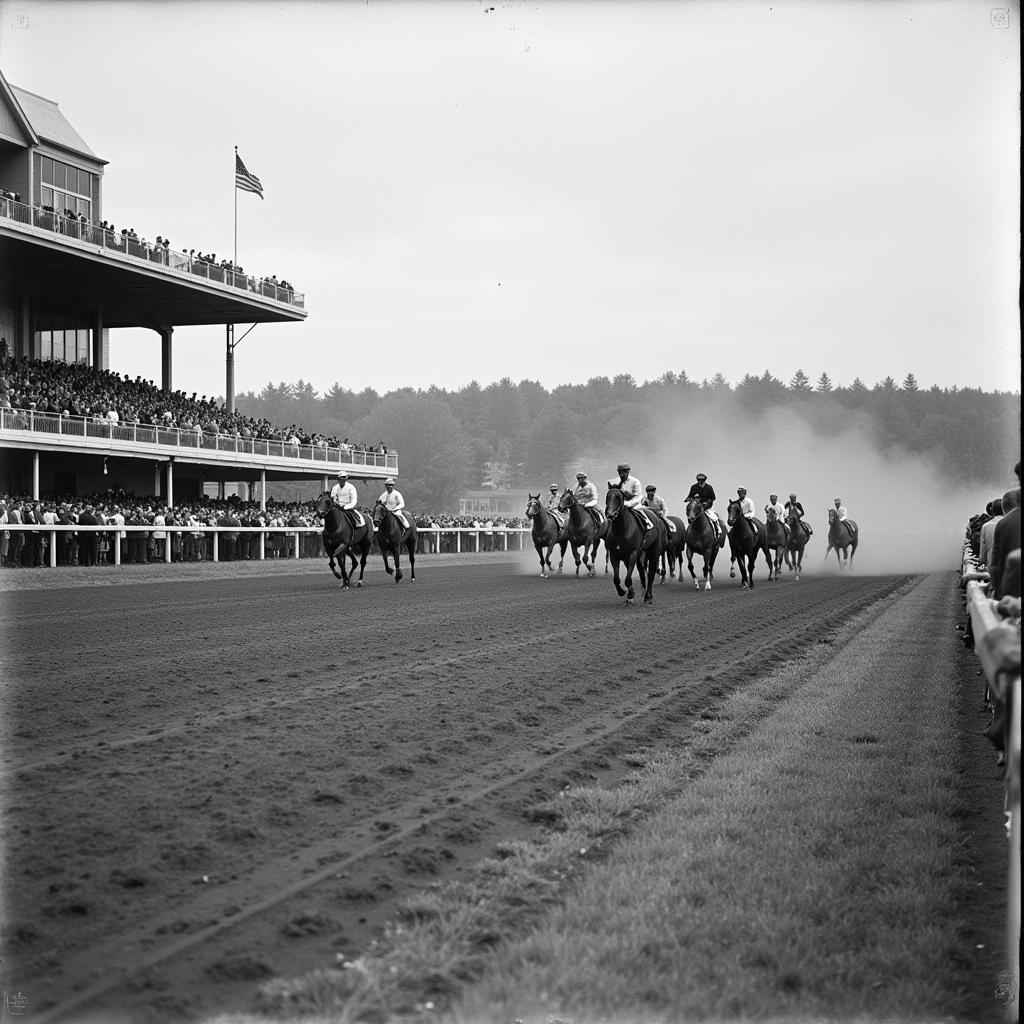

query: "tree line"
xmin=235 ymin=370 xmax=1020 ymax=509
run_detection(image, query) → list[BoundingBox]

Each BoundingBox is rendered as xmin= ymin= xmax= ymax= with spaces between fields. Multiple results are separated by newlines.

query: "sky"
xmin=0 ymin=0 xmax=1019 ymax=401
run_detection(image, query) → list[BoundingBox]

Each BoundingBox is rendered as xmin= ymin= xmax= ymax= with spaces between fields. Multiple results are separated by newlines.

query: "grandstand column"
xmin=32 ymin=451 xmax=39 ymax=499
xmin=154 ymin=464 xmax=160 ymax=497
xmin=261 ymin=469 xmax=267 ymax=510
xmin=159 ymin=327 xmax=173 ymax=392
xmin=166 ymin=458 xmax=174 ymax=509
xmin=226 ymin=324 xmax=235 ymax=413
xmin=90 ymin=313 xmax=104 ymax=369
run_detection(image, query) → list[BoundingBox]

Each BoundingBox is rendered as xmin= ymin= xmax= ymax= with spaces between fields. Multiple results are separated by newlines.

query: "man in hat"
xmin=376 ymin=477 xmax=408 ymax=530
xmin=765 ymin=493 xmax=785 ymax=521
xmin=611 ymin=463 xmax=654 ymax=531
xmin=545 ymin=483 xmax=562 ymax=511
xmin=736 ymin=487 xmax=759 ymax=537
xmin=642 ymin=484 xmax=675 ymax=533
xmin=833 ymin=497 xmax=848 ymax=522
xmin=685 ymin=472 xmax=721 ymax=537
xmin=331 ymin=471 xmax=358 ymax=511
xmin=784 ymin=492 xmax=812 ymax=536
xmin=571 ymin=472 xmax=603 ymax=527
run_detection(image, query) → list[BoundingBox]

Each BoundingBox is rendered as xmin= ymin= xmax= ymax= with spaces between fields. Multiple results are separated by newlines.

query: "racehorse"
xmin=372 ymin=502 xmax=417 ymax=583
xmin=525 ymin=494 xmax=568 ymax=577
xmin=726 ymin=499 xmax=769 ymax=589
xmin=825 ymin=508 xmax=858 ymax=569
xmin=657 ymin=513 xmax=688 ymax=583
xmin=314 ymin=492 xmax=373 ymax=589
xmin=604 ymin=486 xmax=665 ymax=604
xmin=784 ymin=505 xmax=811 ymax=580
xmin=557 ymin=489 xmax=603 ymax=577
xmin=764 ymin=508 xmax=788 ymax=582
xmin=684 ymin=497 xmax=725 ymax=590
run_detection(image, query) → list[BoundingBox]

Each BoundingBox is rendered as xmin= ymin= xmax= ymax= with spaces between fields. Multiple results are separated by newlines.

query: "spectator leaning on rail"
xmin=978 ymin=497 xmax=1004 ymax=575
xmin=990 ymin=487 xmax=1021 ymax=601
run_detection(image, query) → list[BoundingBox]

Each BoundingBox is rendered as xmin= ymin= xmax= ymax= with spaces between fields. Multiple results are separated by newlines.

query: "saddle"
xmin=632 ymin=508 xmax=655 ymax=534
xmin=550 ymin=510 xmax=567 ymax=529
xmin=345 ymin=509 xmax=366 ymax=530
xmin=588 ymin=507 xmax=605 ymax=528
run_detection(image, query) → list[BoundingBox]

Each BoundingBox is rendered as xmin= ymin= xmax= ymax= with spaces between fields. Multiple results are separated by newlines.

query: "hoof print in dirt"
xmin=205 ymin=954 xmax=275 ymax=982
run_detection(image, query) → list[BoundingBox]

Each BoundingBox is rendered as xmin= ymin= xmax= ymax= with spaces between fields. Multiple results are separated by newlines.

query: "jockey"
xmin=613 ymin=463 xmax=654 ymax=531
xmin=546 ymin=484 xmax=562 ymax=511
xmin=643 ymin=484 xmax=675 ymax=533
xmin=573 ymin=472 xmax=603 ymax=525
xmin=765 ymin=493 xmax=786 ymax=521
xmin=331 ymin=471 xmax=358 ymax=511
xmin=377 ymin=477 xmax=409 ymax=529
xmin=785 ymin=492 xmax=813 ymax=536
xmin=736 ymin=487 xmax=760 ymax=536
xmin=833 ymin=497 xmax=848 ymax=521
xmin=685 ymin=473 xmax=721 ymax=536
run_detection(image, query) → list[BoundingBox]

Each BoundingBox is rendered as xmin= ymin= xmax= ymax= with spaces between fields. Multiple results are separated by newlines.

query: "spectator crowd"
xmin=0 ymin=491 xmax=529 ymax=568
xmin=0 ymin=354 xmax=388 ymax=457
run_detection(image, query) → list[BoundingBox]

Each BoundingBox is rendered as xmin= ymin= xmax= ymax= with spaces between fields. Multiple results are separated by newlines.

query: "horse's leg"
xmin=393 ymin=542 xmax=403 ymax=583
xmin=686 ymin=546 xmax=700 ymax=589
xmin=570 ymin=539 xmax=582 ymax=577
xmin=624 ymin=550 xmax=638 ymax=603
xmin=644 ymin=548 xmax=658 ymax=603
xmin=381 ymin=544 xmax=394 ymax=576
xmin=407 ymin=539 xmax=416 ymax=581
xmin=535 ymin=542 xmax=548 ymax=577
xmin=334 ymin=542 xmax=351 ymax=588
xmin=610 ymin=554 xmax=626 ymax=597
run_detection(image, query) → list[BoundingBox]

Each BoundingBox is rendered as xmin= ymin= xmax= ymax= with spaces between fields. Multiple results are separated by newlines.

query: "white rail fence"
xmin=961 ymin=543 xmax=1020 ymax=1023
xmin=0 ymin=524 xmax=533 ymax=566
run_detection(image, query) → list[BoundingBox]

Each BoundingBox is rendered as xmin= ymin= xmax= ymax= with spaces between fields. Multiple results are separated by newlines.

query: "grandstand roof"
xmin=9 ymin=84 xmax=105 ymax=163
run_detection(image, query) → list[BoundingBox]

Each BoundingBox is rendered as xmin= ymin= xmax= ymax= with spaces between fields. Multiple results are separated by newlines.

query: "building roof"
xmin=10 ymin=84 xmax=104 ymax=163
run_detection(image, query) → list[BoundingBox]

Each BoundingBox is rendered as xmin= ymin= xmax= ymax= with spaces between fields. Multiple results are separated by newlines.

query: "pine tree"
xmin=816 ymin=372 xmax=833 ymax=393
xmin=789 ymin=369 xmax=812 ymax=392
xmin=850 ymin=377 xmax=868 ymax=394
xmin=902 ymin=372 xmax=919 ymax=391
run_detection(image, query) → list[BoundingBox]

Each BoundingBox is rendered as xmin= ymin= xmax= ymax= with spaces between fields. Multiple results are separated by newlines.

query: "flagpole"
xmin=228 ymin=146 xmax=238 ymax=414
xmin=233 ymin=145 xmax=238 ymax=270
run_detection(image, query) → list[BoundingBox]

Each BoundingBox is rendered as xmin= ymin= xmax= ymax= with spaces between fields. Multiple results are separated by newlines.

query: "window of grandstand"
xmin=32 ymin=313 xmax=91 ymax=364
xmin=38 ymin=155 xmax=93 ymax=220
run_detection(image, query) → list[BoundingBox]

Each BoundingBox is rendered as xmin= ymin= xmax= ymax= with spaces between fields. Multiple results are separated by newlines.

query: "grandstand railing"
xmin=0 ymin=524 xmax=532 ymax=564
xmin=0 ymin=195 xmax=304 ymax=309
xmin=961 ymin=544 xmax=1020 ymax=1022
xmin=0 ymin=407 xmax=397 ymax=472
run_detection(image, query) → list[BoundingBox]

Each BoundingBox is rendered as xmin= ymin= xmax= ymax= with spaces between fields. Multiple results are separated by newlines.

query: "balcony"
xmin=0 ymin=195 xmax=305 ymax=310
xmin=0 ymin=407 xmax=398 ymax=475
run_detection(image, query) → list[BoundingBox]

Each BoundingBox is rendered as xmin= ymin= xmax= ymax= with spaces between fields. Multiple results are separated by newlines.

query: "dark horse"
xmin=726 ymin=499 xmax=769 ymax=589
xmin=556 ymin=488 xmax=604 ymax=577
xmin=826 ymin=508 xmax=858 ymax=569
xmin=314 ymin=492 xmax=373 ymax=589
xmin=657 ymin=513 xmax=688 ymax=583
xmin=784 ymin=505 xmax=811 ymax=580
xmin=604 ymin=486 xmax=665 ymax=605
xmin=372 ymin=502 xmax=417 ymax=583
xmin=764 ymin=508 xmax=788 ymax=582
xmin=525 ymin=495 xmax=568 ymax=577
xmin=684 ymin=497 xmax=725 ymax=590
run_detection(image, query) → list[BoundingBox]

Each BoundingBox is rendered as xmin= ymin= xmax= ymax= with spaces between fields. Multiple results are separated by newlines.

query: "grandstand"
xmin=0 ymin=66 xmax=396 ymax=503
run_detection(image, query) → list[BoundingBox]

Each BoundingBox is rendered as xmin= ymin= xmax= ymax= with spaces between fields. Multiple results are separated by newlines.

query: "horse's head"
xmin=726 ymin=499 xmax=742 ymax=526
xmin=827 ymin=508 xmax=838 ymax=524
xmin=605 ymin=486 xmax=624 ymax=519
xmin=525 ymin=494 xmax=541 ymax=518
xmin=557 ymin=488 xmax=575 ymax=511
xmin=685 ymin=497 xmax=705 ymax=523
xmin=372 ymin=501 xmax=387 ymax=526
xmin=313 ymin=492 xmax=332 ymax=516
xmin=766 ymin=507 xmax=779 ymax=523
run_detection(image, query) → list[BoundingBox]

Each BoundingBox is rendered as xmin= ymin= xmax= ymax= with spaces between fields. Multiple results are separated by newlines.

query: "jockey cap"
xmin=617 ymin=463 xmax=630 ymax=472
xmin=737 ymin=487 xmax=747 ymax=495
xmin=789 ymin=492 xmax=796 ymax=498
xmin=576 ymin=472 xmax=587 ymax=480
xmin=834 ymin=497 xmax=841 ymax=503
xmin=696 ymin=473 xmax=707 ymax=480
xmin=385 ymin=477 xmax=395 ymax=485
xmin=646 ymin=485 xmax=656 ymax=492
xmin=337 ymin=471 xmax=348 ymax=478
xmin=550 ymin=483 xmax=559 ymax=490
xmin=770 ymin=494 xmax=778 ymax=500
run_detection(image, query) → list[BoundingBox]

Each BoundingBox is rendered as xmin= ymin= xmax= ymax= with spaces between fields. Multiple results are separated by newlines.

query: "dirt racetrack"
xmin=0 ymin=554 xmax=1008 ymax=1023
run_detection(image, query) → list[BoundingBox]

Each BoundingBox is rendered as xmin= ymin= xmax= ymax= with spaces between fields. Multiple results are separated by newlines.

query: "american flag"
xmin=235 ymin=153 xmax=263 ymax=199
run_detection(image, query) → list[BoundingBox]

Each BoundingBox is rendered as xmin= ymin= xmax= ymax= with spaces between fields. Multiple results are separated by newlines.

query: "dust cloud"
xmin=586 ymin=402 xmax=1018 ymax=576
